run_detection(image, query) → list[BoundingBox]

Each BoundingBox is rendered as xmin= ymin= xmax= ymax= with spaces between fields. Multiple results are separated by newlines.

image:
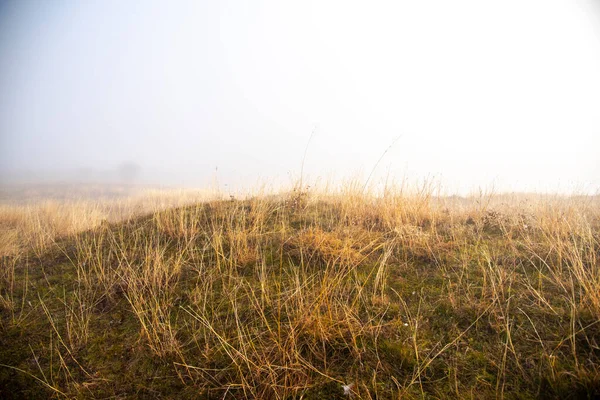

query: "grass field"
xmin=1 ymin=183 xmax=599 ymax=398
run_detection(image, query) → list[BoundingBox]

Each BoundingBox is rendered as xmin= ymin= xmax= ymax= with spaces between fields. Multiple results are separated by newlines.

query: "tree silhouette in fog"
xmin=117 ymin=162 xmax=141 ymax=184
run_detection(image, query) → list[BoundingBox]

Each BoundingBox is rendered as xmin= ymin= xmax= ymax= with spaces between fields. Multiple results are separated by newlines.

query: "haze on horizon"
xmin=1 ymin=0 xmax=599 ymax=195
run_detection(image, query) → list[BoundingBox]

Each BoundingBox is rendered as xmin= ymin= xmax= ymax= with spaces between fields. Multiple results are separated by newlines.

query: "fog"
xmin=1 ymin=0 xmax=599 ymax=194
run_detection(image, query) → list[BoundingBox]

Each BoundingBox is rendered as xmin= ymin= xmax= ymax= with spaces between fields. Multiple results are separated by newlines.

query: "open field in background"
xmin=1 ymin=182 xmax=599 ymax=398
xmin=0 ymin=184 xmax=223 ymax=257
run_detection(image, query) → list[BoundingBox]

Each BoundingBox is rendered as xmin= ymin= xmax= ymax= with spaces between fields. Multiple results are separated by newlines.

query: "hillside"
xmin=1 ymin=189 xmax=600 ymax=398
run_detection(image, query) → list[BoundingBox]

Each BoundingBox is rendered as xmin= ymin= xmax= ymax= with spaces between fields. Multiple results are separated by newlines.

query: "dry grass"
xmin=1 ymin=183 xmax=599 ymax=398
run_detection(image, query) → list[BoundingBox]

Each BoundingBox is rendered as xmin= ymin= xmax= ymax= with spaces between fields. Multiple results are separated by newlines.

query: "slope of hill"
xmin=1 ymin=188 xmax=599 ymax=398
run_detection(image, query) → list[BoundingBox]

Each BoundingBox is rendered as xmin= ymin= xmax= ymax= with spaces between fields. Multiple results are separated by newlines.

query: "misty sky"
xmin=1 ymin=0 xmax=599 ymax=193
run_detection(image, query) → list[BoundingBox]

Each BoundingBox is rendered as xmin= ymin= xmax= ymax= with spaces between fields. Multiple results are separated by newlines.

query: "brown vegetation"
xmin=1 ymin=184 xmax=599 ymax=398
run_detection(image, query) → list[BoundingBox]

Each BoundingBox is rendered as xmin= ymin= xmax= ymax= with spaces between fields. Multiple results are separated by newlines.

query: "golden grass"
xmin=0 ymin=183 xmax=599 ymax=398
xmin=0 ymin=187 xmax=221 ymax=257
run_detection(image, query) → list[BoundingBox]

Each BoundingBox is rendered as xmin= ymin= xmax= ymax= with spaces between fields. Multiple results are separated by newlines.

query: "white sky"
xmin=1 ymin=0 xmax=599 ymax=194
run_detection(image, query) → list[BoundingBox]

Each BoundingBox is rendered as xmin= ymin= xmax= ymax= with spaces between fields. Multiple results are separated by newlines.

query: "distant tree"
xmin=117 ymin=162 xmax=141 ymax=183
